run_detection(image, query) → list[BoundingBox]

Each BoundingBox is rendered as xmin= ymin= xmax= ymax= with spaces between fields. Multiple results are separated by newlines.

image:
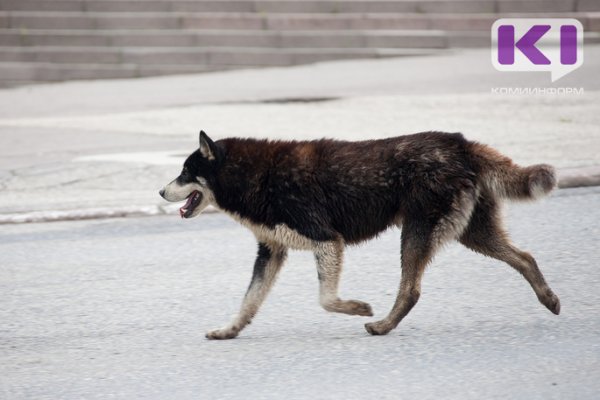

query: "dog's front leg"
xmin=206 ymin=242 xmax=287 ymax=340
xmin=314 ymin=241 xmax=373 ymax=317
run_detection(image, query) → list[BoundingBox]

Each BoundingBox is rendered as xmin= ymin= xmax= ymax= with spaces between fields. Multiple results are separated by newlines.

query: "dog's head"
xmin=159 ymin=130 xmax=220 ymax=219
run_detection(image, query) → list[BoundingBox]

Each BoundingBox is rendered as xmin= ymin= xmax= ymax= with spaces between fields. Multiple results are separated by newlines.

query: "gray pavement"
xmin=1 ymin=45 xmax=599 ymax=118
xmin=1 ymin=186 xmax=599 ymax=399
xmin=0 ymin=46 xmax=599 ymax=222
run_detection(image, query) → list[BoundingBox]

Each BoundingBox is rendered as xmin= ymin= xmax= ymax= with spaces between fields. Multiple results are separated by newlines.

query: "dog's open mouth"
xmin=180 ymin=190 xmax=202 ymax=218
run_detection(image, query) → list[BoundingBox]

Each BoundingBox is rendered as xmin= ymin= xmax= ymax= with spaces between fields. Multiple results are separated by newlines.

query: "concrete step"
xmin=1 ymin=1 xmax=598 ymax=87
xmin=0 ymin=46 xmax=445 ymax=66
xmin=250 ymin=12 xmax=600 ymax=32
xmin=0 ymin=45 xmax=446 ymax=85
xmin=2 ymin=12 xmax=600 ymax=32
xmin=11 ymin=28 xmax=573 ymax=49
xmin=0 ymin=61 xmax=229 ymax=84
xmin=1 ymin=0 xmax=596 ymax=14
xmin=11 ymin=30 xmax=600 ymax=53
xmin=0 ymin=29 xmax=464 ymax=49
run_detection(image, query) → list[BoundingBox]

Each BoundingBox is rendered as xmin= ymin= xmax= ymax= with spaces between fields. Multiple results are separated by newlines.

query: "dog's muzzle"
xmin=179 ymin=190 xmax=203 ymax=218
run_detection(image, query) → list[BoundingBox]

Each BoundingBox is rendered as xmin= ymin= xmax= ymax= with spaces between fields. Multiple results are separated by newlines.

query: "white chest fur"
xmin=221 ymin=209 xmax=315 ymax=250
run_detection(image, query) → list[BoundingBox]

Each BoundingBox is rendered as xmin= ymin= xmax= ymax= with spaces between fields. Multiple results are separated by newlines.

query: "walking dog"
xmin=159 ymin=131 xmax=560 ymax=339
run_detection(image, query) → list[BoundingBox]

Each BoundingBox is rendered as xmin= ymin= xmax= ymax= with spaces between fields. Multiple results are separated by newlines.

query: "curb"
xmin=1 ymin=168 xmax=599 ymax=225
xmin=0 ymin=206 xmax=167 ymax=225
xmin=556 ymin=166 xmax=600 ymax=189
xmin=0 ymin=205 xmax=219 ymax=225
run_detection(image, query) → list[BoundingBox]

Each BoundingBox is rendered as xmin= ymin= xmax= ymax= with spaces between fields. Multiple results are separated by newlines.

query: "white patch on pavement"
xmin=74 ymin=151 xmax=186 ymax=165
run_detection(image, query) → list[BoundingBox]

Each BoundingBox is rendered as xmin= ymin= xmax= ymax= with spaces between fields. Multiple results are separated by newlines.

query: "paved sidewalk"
xmin=0 ymin=46 xmax=599 ymax=223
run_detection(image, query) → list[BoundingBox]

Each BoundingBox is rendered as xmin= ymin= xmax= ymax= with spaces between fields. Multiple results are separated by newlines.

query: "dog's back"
xmin=214 ymin=132 xmax=555 ymax=245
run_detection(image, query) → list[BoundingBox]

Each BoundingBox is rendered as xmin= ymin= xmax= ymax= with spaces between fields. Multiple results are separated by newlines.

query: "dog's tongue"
xmin=179 ymin=193 xmax=197 ymax=218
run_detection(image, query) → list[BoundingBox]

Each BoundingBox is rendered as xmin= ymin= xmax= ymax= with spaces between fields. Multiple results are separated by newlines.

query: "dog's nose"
xmin=159 ymin=188 xmax=165 ymax=198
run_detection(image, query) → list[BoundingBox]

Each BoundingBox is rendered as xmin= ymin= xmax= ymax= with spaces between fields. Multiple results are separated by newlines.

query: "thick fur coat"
xmin=160 ymin=131 xmax=559 ymax=339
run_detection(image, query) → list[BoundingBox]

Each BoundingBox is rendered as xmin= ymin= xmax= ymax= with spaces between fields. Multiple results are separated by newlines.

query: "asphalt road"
xmin=1 ymin=186 xmax=599 ymax=399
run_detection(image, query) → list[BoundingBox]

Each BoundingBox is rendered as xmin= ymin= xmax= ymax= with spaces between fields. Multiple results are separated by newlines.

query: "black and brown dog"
xmin=160 ymin=130 xmax=560 ymax=340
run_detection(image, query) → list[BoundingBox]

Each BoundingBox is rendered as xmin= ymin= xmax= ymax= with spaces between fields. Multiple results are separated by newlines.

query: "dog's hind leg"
xmin=365 ymin=187 xmax=476 ymax=336
xmin=459 ymin=196 xmax=560 ymax=315
xmin=206 ymin=243 xmax=287 ymax=340
xmin=364 ymin=219 xmax=434 ymax=336
xmin=314 ymin=241 xmax=373 ymax=317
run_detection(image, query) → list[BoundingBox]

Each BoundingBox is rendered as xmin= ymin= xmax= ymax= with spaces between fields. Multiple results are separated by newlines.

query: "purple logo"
xmin=492 ymin=19 xmax=583 ymax=82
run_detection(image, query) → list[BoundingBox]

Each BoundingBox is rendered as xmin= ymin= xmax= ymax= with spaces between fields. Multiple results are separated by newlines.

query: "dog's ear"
xmin=199 ymin=130 xmax=216 ymax=161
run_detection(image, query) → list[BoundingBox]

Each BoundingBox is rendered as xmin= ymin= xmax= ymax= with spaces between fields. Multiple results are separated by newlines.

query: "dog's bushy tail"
xmin=470 ymin=142 xmax=557 ymax=201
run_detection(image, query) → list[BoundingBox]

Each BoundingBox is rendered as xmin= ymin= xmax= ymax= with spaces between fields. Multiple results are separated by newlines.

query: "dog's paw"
xmin=364 ymin=320 xmax=393 ymax=336
xmin=205 ymin=327 xmax=239 ymax=340
xmin=540 ymin=291 xmax=561 ymax=315
xmin=347 ymin=300 xmax=374 ymax=317
xmin=324 ymin=299 xmax=374 ymax=316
